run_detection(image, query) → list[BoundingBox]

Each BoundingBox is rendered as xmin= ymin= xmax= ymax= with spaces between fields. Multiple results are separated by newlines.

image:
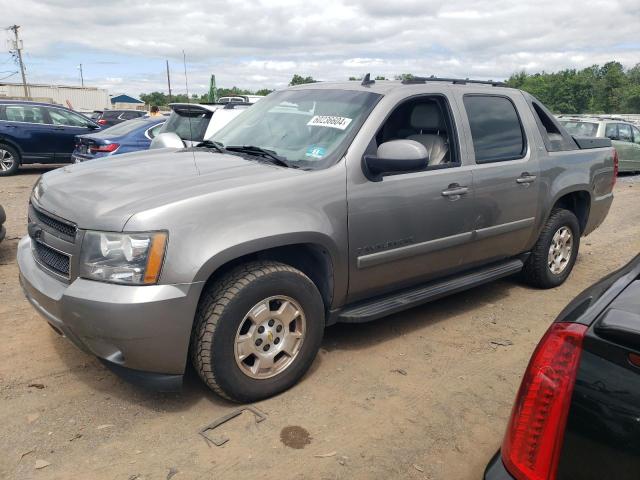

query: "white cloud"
xmin=1 ymin=0 xmax=638 ymax=94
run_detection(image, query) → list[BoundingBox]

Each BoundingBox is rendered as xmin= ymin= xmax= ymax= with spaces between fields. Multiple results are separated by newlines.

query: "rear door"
xmin=455 ymin=92 xmax=540 ymax=264
xmin=0 ymin=104 xmax=56 ymax=162
xmin=45 ymin=107 xmax=98 ymax=162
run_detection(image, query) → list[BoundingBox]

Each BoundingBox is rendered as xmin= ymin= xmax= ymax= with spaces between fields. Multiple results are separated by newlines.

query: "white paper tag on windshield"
xmin=307 ymin=115 xmax=353 ymax=130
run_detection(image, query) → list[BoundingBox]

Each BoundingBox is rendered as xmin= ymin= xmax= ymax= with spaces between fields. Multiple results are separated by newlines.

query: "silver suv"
xmin=559 ymin=116 xmax=640 ymax=173
xmin=18 ymin=78 xmax=615 ymax=402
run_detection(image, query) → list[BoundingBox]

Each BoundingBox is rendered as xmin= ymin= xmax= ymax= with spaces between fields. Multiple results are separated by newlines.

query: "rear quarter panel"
xmin=535 ymin=147 xmax=614 ymax=241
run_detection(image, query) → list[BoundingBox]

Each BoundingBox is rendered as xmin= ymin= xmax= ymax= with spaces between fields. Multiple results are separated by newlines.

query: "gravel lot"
xmin=1 ymin=167 xmax=639 ymax=480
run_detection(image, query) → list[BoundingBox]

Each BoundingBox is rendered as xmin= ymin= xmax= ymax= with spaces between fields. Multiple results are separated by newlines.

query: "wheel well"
xmin=203 ymin=243 xmax=335 ymax=310
xmin=552 ymin=191 xmax=590 ymax=234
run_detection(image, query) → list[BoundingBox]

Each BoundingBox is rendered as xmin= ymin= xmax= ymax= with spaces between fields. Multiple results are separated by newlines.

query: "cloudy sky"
xmin=2 ymin=0 xmax=639 ymax=96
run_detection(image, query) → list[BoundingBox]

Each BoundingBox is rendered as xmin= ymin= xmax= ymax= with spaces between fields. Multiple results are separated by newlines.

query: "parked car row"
xmin=0 ymin=99 xmax=255 ymax=174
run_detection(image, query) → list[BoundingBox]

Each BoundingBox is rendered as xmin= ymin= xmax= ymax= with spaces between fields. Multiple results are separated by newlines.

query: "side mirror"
xmin=87 ymin=123 xmax=100 ymax=130
xmin=363 ymin=140 xmax=429 ymax=180
xmin=150 ymin=132 xmax=185 ymax=150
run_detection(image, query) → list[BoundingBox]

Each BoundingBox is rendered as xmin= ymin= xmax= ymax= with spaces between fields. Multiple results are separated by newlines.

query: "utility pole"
xmin=166 ymin=60 xmax=172 ymax=102
xmin=8 ymin=25 xmax=29 ymax=98
xmin=78 ymin=63 xmax=84 ymax=87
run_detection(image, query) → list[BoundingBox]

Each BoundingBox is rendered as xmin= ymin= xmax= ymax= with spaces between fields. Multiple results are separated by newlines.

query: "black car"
xmin=0 ymin=204 xmax=5 ymax=243
xmin=92 ymin=109 xmax=147 ymax=127
xmin=0 ymin=100 xmax=101 ymax=176
xmin=485 ymin=255 xmax=640 ymax=480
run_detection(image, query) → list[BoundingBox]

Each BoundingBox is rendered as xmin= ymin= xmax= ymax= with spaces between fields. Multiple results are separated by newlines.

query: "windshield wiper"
xmin=195 ymin=140 xmax=225 ymax=153
xmin=225 ymin=145 xmax=294 ymax=168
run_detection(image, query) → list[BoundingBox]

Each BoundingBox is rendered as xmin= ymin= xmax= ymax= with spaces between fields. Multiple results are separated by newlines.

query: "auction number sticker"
xmin=307 ymin=115 xmax=353 ymax=130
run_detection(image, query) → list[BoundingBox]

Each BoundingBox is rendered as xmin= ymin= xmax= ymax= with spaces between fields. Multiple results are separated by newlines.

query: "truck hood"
xmin=34 ymin=148 xmax=304 ymax=231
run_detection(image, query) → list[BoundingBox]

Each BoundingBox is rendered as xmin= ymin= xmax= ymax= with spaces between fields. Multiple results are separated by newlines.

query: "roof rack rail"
xmin=402 ymin=76 xmax=506 ymax=87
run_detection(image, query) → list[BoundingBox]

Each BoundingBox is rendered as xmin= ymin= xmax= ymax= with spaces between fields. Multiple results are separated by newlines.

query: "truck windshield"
xmin=210 ymin=89 xmax=381 ymax=170
xmin=559 ymin=121 xmax=599 ymax=137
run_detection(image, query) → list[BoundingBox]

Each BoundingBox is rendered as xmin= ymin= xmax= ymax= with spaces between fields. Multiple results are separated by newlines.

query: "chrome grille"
xmin=29 ymin=205 xmax=77 ymax=241
xmin=33 ymin=241 xmax=70 ymax=278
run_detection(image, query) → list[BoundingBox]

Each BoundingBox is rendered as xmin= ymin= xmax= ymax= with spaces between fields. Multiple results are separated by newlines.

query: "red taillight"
xmin=612 ymin=148 xmax=619 ymax=187
xmin=502 ymin=322 xmax=587 ymax=480
xmin=89 ymin=143 xmax=119 ymax=153
xmin=97 ymin=119 xmax=107 ymax=125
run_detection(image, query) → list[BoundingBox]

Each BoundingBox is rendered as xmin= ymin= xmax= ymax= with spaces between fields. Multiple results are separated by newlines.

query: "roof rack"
xmin=402 ymin=76 xmax=506 ymax=87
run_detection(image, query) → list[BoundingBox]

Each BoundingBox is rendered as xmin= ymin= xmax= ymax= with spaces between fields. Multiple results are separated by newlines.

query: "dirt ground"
xmin=1 ymin=167 xmax=639 ymax=480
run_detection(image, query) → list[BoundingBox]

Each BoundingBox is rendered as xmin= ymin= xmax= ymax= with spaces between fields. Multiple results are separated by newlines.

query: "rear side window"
xmin=605 ymin=124 xmax=617 ymax=139
xmin=102 ymin=111 xmax=120 ymax=119
xmin=463 ymin=95 xmax=525 ymax=163
xmin=3 ymin=105 xmax=47 ymax=124
xmin=120 ymin=111 xmax=141 ymax=120
xmin=560 ymin=121 xmax=599 ymax=137
xmin=618 ymin=124 xmax=632 ymax=142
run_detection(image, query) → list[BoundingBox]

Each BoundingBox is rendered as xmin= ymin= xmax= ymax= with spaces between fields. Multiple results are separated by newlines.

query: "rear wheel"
xmin=191 ymin=261 xmax=325 ymax=402
xmin=522 ymin=208 xmax=580 ymax=288
xmin=0 ymin=145 xmax=19 ymax=176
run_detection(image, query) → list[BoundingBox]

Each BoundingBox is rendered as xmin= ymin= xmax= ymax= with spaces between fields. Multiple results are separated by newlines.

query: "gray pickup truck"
xmin=18 ymin=77 xmax=616 ymax=402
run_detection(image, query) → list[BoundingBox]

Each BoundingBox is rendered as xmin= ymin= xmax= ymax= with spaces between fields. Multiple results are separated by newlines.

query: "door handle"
xmin=516 ymin=173 xmax=537 ymax=184
xmin=441 ymin=184 xmax=469 ymax=199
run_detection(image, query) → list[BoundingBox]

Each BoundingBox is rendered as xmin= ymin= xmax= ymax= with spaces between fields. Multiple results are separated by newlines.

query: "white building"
xmin=0 ymin=82 xmax=110 ymax=111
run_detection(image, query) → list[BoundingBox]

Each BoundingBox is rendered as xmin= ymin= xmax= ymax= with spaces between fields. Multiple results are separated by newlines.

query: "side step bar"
xmin=335 ymin=258 xmax=524 ymax=324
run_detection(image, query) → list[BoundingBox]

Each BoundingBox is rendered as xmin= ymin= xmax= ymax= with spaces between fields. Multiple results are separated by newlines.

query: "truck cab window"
xmin=375 ymin=96 xmax=458 ymax=166
xmin=463 ymin=95 xmax=525 ymax=163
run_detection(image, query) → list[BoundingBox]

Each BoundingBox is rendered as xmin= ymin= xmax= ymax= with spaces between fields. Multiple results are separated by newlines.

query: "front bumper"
xmin=17 ymin=236 xmax=204 ymax=379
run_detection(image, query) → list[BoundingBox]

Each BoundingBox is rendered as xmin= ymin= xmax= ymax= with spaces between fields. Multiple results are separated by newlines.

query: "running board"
xmin=335 ymin=258 xmax=524 ymax=324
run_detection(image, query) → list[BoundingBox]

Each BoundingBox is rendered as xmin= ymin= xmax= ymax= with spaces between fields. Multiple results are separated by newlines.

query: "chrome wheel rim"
xmin=0 ymin=149 xmax=15 ymax=172
xmin=234 ymin=296 xmax=306 ymax=379
xmin=548 ymin=226 xmax=573 ymax=275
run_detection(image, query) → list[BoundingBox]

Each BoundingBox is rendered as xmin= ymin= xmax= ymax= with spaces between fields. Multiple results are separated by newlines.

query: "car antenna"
xmin=361 ymin=73 xmax=375 ymax=86
xmin=183 ymin=50 xmax=200 ymax=175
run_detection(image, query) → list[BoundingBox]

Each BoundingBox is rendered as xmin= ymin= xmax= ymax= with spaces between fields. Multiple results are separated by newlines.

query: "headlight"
xmin=79 ymin=231 xmax=167 ymax=285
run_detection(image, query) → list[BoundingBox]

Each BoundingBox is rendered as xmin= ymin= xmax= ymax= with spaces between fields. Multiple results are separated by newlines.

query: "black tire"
xmin=522 ymin=208 xmax=580 ymax=289
xmin=0 ymin=144 xmax=20 ymax=176
xmin=191 ymin=261 xmax=325 ymax=402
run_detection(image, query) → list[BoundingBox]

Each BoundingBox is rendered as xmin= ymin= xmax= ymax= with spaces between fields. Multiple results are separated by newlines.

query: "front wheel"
xmin=191 ymin=261 xmax=325 ymax=402
xmin=522 ymin=208 xmax=580 ymax=288
xmin=0 ymin=145 xmax=20 ymax=176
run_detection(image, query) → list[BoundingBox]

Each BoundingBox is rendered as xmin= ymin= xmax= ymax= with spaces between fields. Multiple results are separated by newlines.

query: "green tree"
xmin=140 ymin=91 xmax=168 ymax=106
xmin=289 ymin=74 xmax=317 ymax=86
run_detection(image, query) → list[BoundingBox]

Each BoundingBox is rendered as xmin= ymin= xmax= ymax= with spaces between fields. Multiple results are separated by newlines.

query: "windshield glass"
xmin=559 ymin=121 xmax=599 ymax=137
xmin=161 ymin=107 xmax=213 ymax=141
xmin=211 ymin=89 xmax=381 ymax=169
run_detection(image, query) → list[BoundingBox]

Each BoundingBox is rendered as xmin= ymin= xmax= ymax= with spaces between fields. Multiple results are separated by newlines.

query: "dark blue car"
xmin=0 ymin=100 xmax=101 ymax=176
xmin=72 ymin=117 xmax=166 ymax=162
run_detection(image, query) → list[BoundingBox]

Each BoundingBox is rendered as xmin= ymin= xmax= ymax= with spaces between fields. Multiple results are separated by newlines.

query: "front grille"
xmin=29 ymin=205 xmax=77 ymax=241
xmin=34 ymin=241 xmax=70 ymax=278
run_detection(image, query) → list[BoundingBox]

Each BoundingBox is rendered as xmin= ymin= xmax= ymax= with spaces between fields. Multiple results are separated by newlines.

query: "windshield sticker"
xmin=305 ymin=146 xmax=326 ymax=159
xmin=307 ymin=115 xmax=353 ymax=130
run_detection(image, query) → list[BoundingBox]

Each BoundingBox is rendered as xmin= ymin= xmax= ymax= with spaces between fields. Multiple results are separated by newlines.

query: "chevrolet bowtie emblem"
xmin=267 ymin=331 xmax=273 ymax=342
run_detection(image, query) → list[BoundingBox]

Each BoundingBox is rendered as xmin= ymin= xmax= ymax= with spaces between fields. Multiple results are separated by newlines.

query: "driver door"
xmin=346 ymin=94 xmax=476 ymax=302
